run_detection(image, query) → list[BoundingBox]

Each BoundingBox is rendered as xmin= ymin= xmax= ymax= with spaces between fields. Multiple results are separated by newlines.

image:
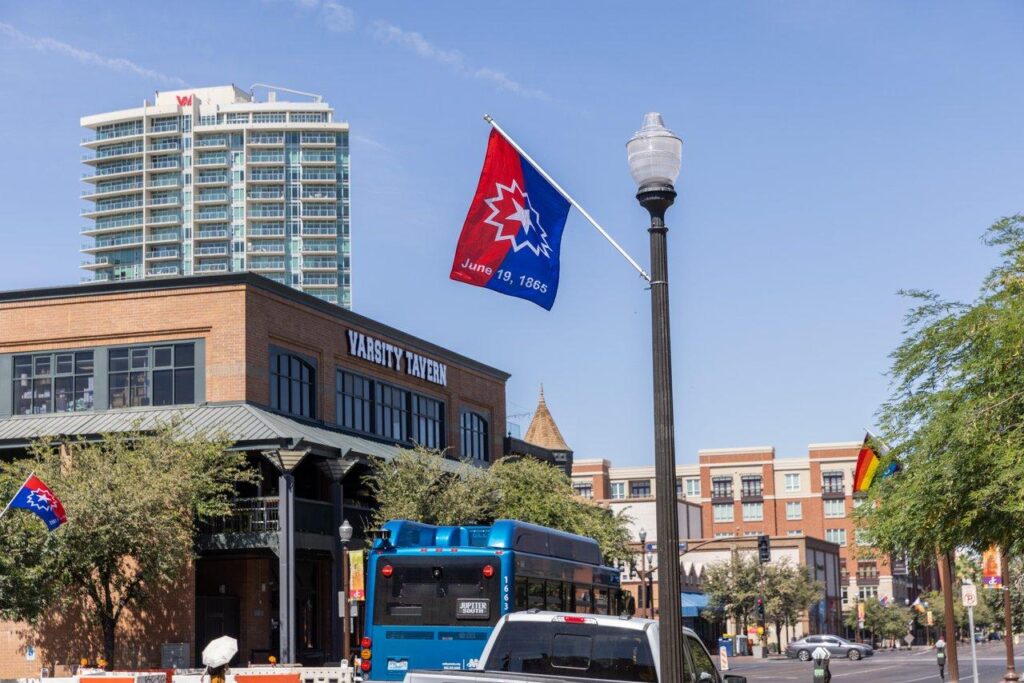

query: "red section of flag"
xmin=450 ymin=130 xmax=522 ymax=286
xmin=853 ymin=433 xmax=879 ymax=492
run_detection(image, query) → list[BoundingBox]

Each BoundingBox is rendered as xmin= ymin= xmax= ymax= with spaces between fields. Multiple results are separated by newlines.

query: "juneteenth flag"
xmin=451 ymin=129 xmax=570 ymax=310
xmin=1 ymin=473 xmax=67 ymax=531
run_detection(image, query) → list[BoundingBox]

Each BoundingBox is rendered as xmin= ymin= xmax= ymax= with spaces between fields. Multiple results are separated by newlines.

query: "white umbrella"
xmin=202 ymin=636 xmax=238 ymax=669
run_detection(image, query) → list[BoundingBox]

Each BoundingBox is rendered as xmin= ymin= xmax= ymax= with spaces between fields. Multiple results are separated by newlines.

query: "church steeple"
xmin=524 ymin=385 xmax=571 ymax=452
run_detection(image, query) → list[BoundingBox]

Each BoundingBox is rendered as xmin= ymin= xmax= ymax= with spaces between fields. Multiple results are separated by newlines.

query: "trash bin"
xmin=718 ymin=638 xmax=733 ymax=656
xmin=734 ymin=635 xmax=750 ymax=656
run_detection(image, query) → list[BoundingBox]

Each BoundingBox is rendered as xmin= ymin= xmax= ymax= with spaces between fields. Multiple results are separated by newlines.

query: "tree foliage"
xmin=843 ymin=600 xmax=912 ymax=644
xmin=701 ymin=553 xmax=822 ymax=645
xmin=856 ymin=216 xmax=1024 ymax=563
xmin=366 ymin=449 xmax=632 ymax=563
xmin=0 ymin=420 xmax=254 ymax=667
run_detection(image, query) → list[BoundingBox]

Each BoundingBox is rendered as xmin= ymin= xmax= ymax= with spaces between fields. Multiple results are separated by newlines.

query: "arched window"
xmin=460 ymin=409 xmax=489 ymax=461
xmin=271 ymin=350 xmax=315 ymax=419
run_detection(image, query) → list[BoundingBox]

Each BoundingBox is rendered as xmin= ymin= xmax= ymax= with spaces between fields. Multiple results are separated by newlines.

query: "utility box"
xmin=162 ymin=643 xmax=190 ymax=669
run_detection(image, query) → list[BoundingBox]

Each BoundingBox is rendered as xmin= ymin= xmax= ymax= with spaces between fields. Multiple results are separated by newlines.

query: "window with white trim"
xmin=610 ymin=482 xmax=625 ymax=500
xmin=784 ymin=473 xmax=800 ymax=492
xmin=685 ymin=478 xmax=701 ymax=497
xmin=824 ymin=498 xmax=846 ymax=518
xmin=713 ymin=503 xmax=734 ymax=523
xmin=825 ymin=528 xmax=847 ymax=546
xmin=742 ymin=502 xmax=763 ymax=521
xmin=786 ymin=501 xmax=802 ymax=520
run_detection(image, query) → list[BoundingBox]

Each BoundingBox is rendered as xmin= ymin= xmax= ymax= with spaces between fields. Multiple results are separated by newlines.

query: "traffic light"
xmin=756 ymin=597 xmax=765 ymax=623
xmin=758 ymin=534 xmax=770 ymax=564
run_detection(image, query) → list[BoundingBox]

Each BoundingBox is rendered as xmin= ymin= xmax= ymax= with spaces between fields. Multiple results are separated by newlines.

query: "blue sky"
xmin=0 ymin=1 xmax=1021 ymax=466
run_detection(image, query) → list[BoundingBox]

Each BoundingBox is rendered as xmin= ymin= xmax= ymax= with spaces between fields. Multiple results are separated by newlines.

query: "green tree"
xmin=0 ymin=420 xmax=254 ymax=668
xmin=366 ymin=450 xmax=632 ymax=564
xmin=856 ymin=217 xmax=1024 ymax=567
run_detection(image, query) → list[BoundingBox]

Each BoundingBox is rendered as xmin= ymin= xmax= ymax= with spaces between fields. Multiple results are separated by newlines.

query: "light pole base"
xmin=1002 ymin=672 xmax=1020 ymax=682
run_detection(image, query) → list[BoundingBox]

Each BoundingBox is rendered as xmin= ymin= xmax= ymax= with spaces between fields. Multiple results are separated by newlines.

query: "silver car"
xmin=786 ymin=634 xmax=874 ymax=661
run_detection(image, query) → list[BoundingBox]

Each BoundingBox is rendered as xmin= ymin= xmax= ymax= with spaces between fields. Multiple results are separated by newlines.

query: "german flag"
xmin=853 ymin=432 xmax=881 ymax=492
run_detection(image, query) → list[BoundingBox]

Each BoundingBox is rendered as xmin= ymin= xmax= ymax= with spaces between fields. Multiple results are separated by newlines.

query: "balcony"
xmin=248 ymin=207 xmax=285 ymax=219
xmin=147 ymin=140 xmax=180 ymax=153
xmin=301 ymin=133 xmax=336 ymax=146
xmin=82 ymin=126 xmax=144 ymax=146
xmin=302 ymin=207 xmax=336 ymax=218
xmin=81 ymin=198 xmax=144 ymax=217
xmin=195 ymin=228 xmax=230 ymax=241
xmin=195 ymin=136 xmax=227 ymax=149
xmin=303 ymin=259 xmax=337 ymax=270
xmin=148 ymin=230 xmax=181 ymax=243
xmin=196 ymin=191 xmax=229 ymax=204
xmin=822 ymin=483 xmax=846 ymax=499
xmin=147 ymin=265 xmax=180 ymax=277
xmin=147 ymin=248 xmax=179 ymax=260
xmin=300 ymin=152 xmax=336 ymax=164
xmin=249 ymin=225 xmax=285 ymax=237
xmin=148 ymin=174 xmax=181 ymax=189
xmin=149 ymin=121 xmax=179 ymax=134
xmin=83 ymin=233 xmax=143 ymax=251
xmin=148 ymin=194 xmax=181 ymax=207
xmin=150 ymin=212 xmax=182 ymax=225
xmin=302 ymin=225 xmax=336 ymax=237
xmin=83 ymin=163 xmax=143 ymax=182
xmin=249 ymin=170 xmax=284 ymax=183
xmin=195 ymin=245 xmax=229 ymax=257
xmin=196 ymin=153 xmax=228 ymax=168
xmin=196 ymin=262 xmax=230 ymax=273
xmin=250 ymin=259 xmax=286 ymax=271
xmin=248 ymin=243 xmax=285 ymax=255
xmin=83 ymin=179 xmax=144 ymax=199
xmin=302 ymin=187 xmax=336 ymax=201
xmin=81 ymin=256 xmax=115 ymax=270
xmin=195 ymin=209 xmax=229 ymax=222
xmin=195 ymin=173 xmax=229 ymax=186
xmin=710 ymin=487 xmax=734 ymax=504
xmin=247 ymin=189 xmax=284 ymax=200
xmin=148 ymin=159 xmax=180 ymax=171
xmin=248 ymin=152 xmax=285 ymax=165
xmin=301 ymin=242 xmax=335 ymax=254
xmin=196 ymin=496 xmax=335 ymax=540
xmin=302 ymin=169 xmax=335 ymax=181
xmin=83 ymin=145 xmax=143 ymax=164
xmin=249 ymin=133 xmax=284 ymax=146
xmin=303 ymin=275 xmax=337 ymax=286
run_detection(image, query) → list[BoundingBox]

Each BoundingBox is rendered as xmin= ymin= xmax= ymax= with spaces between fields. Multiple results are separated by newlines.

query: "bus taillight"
xmin=361 ymin=648 xmax=372 ymax=660
xmin=360 ymin=660 xmax=371 ymax=673
xmin=482 ymin=565 xmax=495 ymax=579
xmin=381 ymin=564 xmax=393 ymax=577
xmin=361 ymin=636 xmax=372 ymax=648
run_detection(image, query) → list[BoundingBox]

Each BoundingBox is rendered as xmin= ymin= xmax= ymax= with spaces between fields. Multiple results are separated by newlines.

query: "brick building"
xmin=0 ymin=273 xmax=518 ymax=675
xmin=572 ymin=444 xmax=935 ymax=631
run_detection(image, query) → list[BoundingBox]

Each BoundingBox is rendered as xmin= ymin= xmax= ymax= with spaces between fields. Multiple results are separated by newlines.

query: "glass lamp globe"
xmin=626 ymin=112 xmax=683 ymax=187
xmin=339 ymin=519 xmax=353 ymax=543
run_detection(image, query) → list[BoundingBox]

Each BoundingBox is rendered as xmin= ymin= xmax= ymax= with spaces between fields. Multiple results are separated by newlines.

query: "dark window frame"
xmin=336 ymin=369 xmax=447 ymax=449
xmin=460 ymin=409 xmax=489 ymax=461
xmin=270 ymin=349 xmax=316 ymax=419
xmin=109 ymin=343 xmax=195 ymax=409
xmin=12 ymin=351 xmax=95 ymax=415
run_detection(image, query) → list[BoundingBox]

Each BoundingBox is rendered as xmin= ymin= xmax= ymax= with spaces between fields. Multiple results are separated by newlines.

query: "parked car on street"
xmin=785 ymin=634 xmax=874 ymax=661
xmin=402 ymin=610 xmax=747 ymax=683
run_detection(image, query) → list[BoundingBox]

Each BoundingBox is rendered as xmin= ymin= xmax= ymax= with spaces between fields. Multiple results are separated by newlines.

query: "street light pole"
xmin=1000 ymin=550 xmax=1019 ymax=682
xmin=639 ymin=528 xmax=648 ymax=619
xmin=628 ymin=112 xmax=685 ymax=683
xmin=339 ymin=519 xmax=353 ymax=664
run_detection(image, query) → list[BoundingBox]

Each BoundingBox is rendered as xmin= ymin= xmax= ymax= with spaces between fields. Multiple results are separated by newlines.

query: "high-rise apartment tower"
xmin=81 ymin=84 xmax=351 ymax=308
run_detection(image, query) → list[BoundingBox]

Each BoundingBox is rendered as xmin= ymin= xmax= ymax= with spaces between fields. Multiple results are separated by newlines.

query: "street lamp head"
xmin=339 ymin=519 xmax=353 ymax=544
xmin=626 ymin=112 xmax=682 ymax=191
xmin=639 ymin=528 xmax=647 ymax=544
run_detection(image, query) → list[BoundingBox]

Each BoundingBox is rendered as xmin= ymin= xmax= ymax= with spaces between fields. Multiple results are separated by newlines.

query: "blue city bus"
xmin=360 ymin=519 xmax=623 ymax=680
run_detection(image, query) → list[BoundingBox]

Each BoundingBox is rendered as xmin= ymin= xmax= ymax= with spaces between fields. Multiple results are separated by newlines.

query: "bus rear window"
xmin=484 ymin=622 xmax=658 ymax=682
xmin=374 ymin=556 xmax=501 ymax=626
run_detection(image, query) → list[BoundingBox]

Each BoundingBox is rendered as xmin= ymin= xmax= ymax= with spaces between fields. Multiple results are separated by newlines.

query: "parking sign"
xmin=961 ymin=584 xmax=978 ymax=607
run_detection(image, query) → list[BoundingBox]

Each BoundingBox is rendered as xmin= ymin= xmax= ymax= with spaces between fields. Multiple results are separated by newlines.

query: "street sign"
xmin=644 ymin=542 xmax=687 ymax=553
xmin=904 ymin=634 xmax=915 ymax=646
xmin=962 ymin=583 xmax=978 ymax=607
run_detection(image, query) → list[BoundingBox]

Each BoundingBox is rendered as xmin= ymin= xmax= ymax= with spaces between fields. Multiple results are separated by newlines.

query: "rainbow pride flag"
xmin=853 ymin=432 xmax=881 ymax=492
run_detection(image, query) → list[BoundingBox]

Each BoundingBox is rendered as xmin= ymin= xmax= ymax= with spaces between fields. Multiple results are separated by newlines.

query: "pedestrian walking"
xmin=936 ymin=638 xmax=947 ymax=681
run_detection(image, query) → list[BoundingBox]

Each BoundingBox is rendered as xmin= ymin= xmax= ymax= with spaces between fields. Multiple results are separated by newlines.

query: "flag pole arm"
xmin=483 ymin=114 xmax=651 ymax=282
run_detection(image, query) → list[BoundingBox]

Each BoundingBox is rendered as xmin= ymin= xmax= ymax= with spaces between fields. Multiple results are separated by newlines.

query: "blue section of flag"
xmin=7 ymin=476 xmax=66 ymax=531
xmin=483 ymin=160 xmax=570 ymax=310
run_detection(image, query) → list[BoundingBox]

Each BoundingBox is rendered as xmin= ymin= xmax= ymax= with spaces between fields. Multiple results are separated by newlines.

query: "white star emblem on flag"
xmin=483 ymin=180 xmax=553 ymax=258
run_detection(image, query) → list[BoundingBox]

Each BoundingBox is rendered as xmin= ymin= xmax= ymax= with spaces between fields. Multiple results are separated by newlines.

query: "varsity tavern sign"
xmin=347 ymin=330 xmax=448 ymax=387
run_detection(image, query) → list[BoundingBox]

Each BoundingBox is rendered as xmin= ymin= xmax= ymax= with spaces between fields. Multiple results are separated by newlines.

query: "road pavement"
xmin=721 ymin=640 xmax=1024 ymax=682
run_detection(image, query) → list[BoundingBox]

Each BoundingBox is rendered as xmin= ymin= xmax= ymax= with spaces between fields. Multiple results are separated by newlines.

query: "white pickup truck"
xmin=400 ymin=611 xmax=746 ymax=683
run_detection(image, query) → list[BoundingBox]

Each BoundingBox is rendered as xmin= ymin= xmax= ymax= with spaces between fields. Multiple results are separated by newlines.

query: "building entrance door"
xmin=196 ymin=595 xmax=241 ymax=665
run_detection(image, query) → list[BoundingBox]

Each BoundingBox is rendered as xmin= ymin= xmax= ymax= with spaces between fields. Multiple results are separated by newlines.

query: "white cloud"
xmin=0 ymin=22 xmax=186 ymax=87
xmin=369 ymin=20 xmax=546 ymax=100
xmin=321 ymin=1 xmax=355 ymax=32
